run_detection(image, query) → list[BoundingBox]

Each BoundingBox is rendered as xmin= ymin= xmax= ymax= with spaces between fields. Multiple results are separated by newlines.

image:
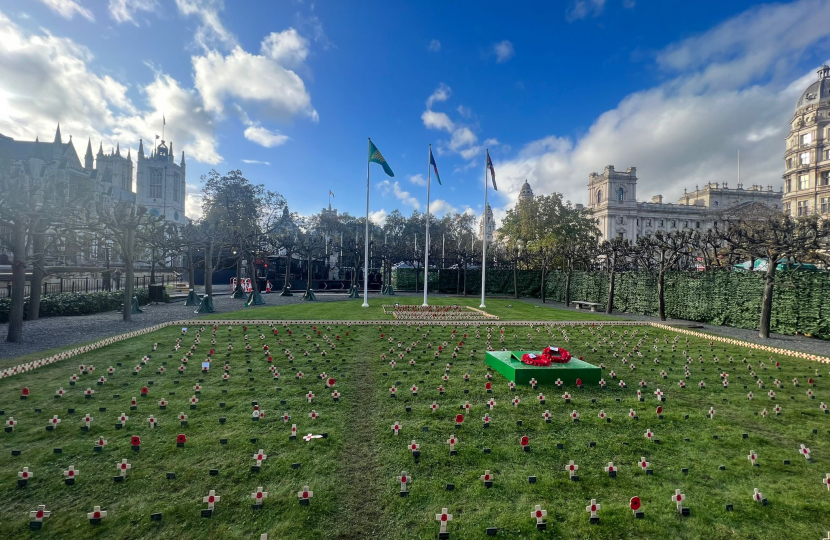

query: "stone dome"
xmin=795 ymin=65 xmax=830 ymax=113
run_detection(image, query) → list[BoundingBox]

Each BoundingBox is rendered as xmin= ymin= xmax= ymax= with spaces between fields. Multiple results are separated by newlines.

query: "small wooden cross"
xmin=672 ymin=489 xmax=686 ymax=512
xmin=63 ymin=465 xmax=78 ymax=480
xmin=297 ymin=486 xmax=313 ymax=501
xmin=446 ymin=435 xmax=458 ymax=452
xmin=30 ymin=505 xmax=51 ymax=523
xmin=251 ymin=486 xmax=268 ymax=505
xmin=639 ymin=457 xmax=650 ymax=471
xmin=203 ymin=490 xmax=220 ymax=510
xmin=644 ymin=429 xmax=654 ymax=441
xmin=18 ymin=467 xmax=33 ymax=480
xmin=753 ymin=488 xmax=765 ymax=503
xmin=7 ymin=417 xmax=17 ymax=430
xmin=409 ymin=440 xmax=420 ymax=454
xmin=391 ymin=421 xmax=401 ymax=435
xmin=480 ymin=470 xmax=493 ymax=484
xmin=800 ymin=444 xmax=811 ymax=459
xmin=531 ymin=504 xmax=547 ymax=525
xmin=430 ymin=402 xmax=439 ymax=413
xmin=512 ymin=396 xmax=520 ymax=407
xmin=566 ymin=460 xmax=579 ymax=477
xmin=116 ymin=459 xmax=131 ymax=477
xmin=118 ymin=413 xmax=129 ymax=425
xmin=435 ymin=508 xmax=453 ymax=534
xmin=147 ymin=416 xmax=157 ymax=428
xmin=629 ymin=409 xmax=637 ymax=419
xmin=87 ymin=505 xmax=106 ymax=521
xmin=586 ymin=499 xmax=601 ymax=519
xmin=604 ymin=462 xmax=617 ymax=475
xmin=309 ymin=410 xmax=319 ymax=420
xmin=398 ymin=471 xmax=410 ymax=492
xmin=488 ymin=399 xmax=496 ymax=410
xmin=253 ymin=449 xmax=267 ymax=466
xmin=571 ymin=410 xmax=579 ymax=421
xmin=654 ymin=389 xmax=663 ymax=400
xmin=49 ymin=415 xmax=61 ymax=427
xmin=306 ymin=391 xmax=315 ymax=402
xmin=823 ymin=473 xmax=830 ymax=491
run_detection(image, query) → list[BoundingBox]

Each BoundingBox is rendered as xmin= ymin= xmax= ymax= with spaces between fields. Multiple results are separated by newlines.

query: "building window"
xmin=787 ymin=158 xmax=793 ymax=169
xmin=617 ymin=187 xmax=624 ymax=201
xmin=683 ymin=220 xmax=688 ymax=228
xmin=784 ymin=202 xmax=791 ymax=215
xmin=616 ymin=232 xmax=624 ymax=240
xmin=173 ymin=172 xmax=181 ymax=202
xmin=596 ymin=190 xmax=602 ymax=204
xmin=696 ymin=221 xmax=700 ymax=229
xmin=797 ymin=200 xmax=808 ymax=216
xmin=616 ymin=217 xmax=624 ymax=225
xmin=149 ymin=169 xmax=163 ymax=199
xmin=802 ymin=132 xmax=813 ymax=145
xmin=799 ymin=174 xmax=809 ymax=190
xmin=671 ymin=220 xmax=676 ymax=228
xmin=822 ymin=171 xmax=830 ymax=186
xmin=645 ymin=218 xmax=651 ymax=227
xmin=636 ymin=218 xmax=639 ymax=226
xmin=822 ymin=197 xmax=829 ymax=214
xmin=659 ymin=219 xmax=664 ymax=227
xmin=786 ymin=178 xmax=792 ymax=192
xmin=800 ymin=152 xmax=811 ymax=166
xmin=825 ymin=149 xmax=830 ymax=161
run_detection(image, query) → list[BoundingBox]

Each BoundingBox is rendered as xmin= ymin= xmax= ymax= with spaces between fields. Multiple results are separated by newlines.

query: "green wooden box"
xmin=485 ymin=351 xmax=601 ymax=386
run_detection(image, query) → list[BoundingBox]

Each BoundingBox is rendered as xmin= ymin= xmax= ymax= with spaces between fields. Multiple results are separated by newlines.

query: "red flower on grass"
xmin=130 ymin=436 xmax=141 ymax=446
xmin=176 ymin=434 xmax=187 ymax=444
xmin=455 ymin=414 xmax=464 ymax=424
xmin=21 ymin=387 xmax=29 ymax=396
xmin=630 ymin=497 xmax=641 ymax=511
xmin=140 ymin=386 xmax=149 ymax=395
xmin=520 ymin=436 xmax=530 ymax=447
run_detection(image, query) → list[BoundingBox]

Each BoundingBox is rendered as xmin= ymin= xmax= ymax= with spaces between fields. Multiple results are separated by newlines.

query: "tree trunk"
xmin=306 ymin=252 xmax=313 ymax=295
xmin=456 ymin=265 xmax=460 ymax=294
xmin=606 ymin=269 xmax=616 ymax=315
xmin=759 ymin=265 xmax=775 ymax=339
xmin=564 ymin=269 xmax=572 ymax=307
xmin=28 ymin=224 xmax=46 ymax=321
xmin=204 ymin=241 xmax=214 ymax=298
xmin=250 ymin=258 xmax=259 ymax=292
xmin=6 ymin=222 xmax=27 ymax=342
xmin=657 ymin=269 xmax=667 ymax=321
xmin=187 ymin=245 xmax=195 ymax=289
xmin=513 ymin=261 xmax=519 ymax=299
xmin=284 ymin=250 xmax=292 ymax=289
xmin=122 ymin=227 xmax=135 ymax=322
xmin=540 ymin=263 xmax=547 ymax=303
xmin=462 ymin=265 xmax=468 ymax=296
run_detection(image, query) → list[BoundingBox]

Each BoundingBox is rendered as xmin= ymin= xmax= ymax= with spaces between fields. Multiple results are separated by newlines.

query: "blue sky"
xmin=1 ymin=0 xmax=829 ymax=227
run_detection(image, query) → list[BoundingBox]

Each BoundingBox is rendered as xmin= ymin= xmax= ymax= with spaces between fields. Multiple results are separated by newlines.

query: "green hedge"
xmin=393 ymin=268 xmax=830 ymax=339
xmin=0 ymin=287 xmax=169 ymax=323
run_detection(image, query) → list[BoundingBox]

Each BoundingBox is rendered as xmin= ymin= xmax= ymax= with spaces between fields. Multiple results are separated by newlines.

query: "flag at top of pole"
xmin=429 ymin=147 xmax=442 ymax=185
xmin=363 ymin=138 xmax=395 ymax=308
xmin=423 ymin=144 xmax=441 ymax=307
xmin=480 ymin=149 xmax=496 ymax=308
xmin=369 ymin=140 xmax=395 ymax=177
xmin=486 ymin=149 xmax=497 ymax=191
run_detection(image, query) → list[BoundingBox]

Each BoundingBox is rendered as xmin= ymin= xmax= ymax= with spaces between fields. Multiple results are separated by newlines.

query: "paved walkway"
xmin=518 ymin=297 xmax=830 ymax=358
xmin=0 ymin=291 xmax=359 ymax=364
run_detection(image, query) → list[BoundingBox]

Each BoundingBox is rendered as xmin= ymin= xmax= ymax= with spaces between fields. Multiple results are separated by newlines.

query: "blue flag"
xmin=486 ymin=149 xmax=497 ymax=191
xmin=429 ymin=147 xmax=442 ymax=185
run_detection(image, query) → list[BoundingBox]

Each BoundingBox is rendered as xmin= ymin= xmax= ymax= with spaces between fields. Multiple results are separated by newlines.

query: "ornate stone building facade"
xmin=587 ymin=165 xmax=782 ymax=242
xmin=136 ymin=139 xmax=187 ymax=224
xmin=479 ymin=203 xmax=495 ymax=243
xmin=782 ymin=65 xmax=830 ymax=216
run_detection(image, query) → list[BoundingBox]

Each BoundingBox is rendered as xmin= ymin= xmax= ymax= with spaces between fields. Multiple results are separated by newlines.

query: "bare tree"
xmin=634 ymin=230 xmax=695 ymax=321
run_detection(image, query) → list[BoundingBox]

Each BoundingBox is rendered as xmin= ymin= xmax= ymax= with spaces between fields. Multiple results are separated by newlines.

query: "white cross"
xmin=672 ymin=489 xmax=686 ymax=511
xmin=18 ymin=467 xmax=33 ymax=480
xmin=309 ymin=410 xmax=319 ymax=420
xmin=119 ymin=413 xmax=128 ymax=425
xmin=303 ymin=433 xmax=322 ymax=442
xmin=190 ymin=395 xmax=198 ymax=405
xmin=411 ymin=385 xmax=418 ymax=394
xmin=800 ymin=444 xmax=811 ymax=459
xmin=291 ymin=424 xmax=297 ymax=436
xmin=709 ymin=407 xmax=715 ymax=418
xmin=762 ymin=408 xmax=768 ymax=418
xmin=63 ymin=465 xmax=78 ymax=479
xmin=7 ymin=417 xmax=17 ymax=430
xmin=488 ymin=399 xmax=496 ymax=410
xmin=410 ymin=440 xmax=420 ymax=453
xmin=251 ymin=486 xmax=268 ymax=505
xmin=531 ymin=504 xmax=547 ymax=525
xmin=629 ymin=409 xmax=637 ymax=419
xmin=87 ymin=506 xmax=107 ymax=520
xmin=307 ymin=391 xmax=315 ymax=402
xmin=512 ymin=396 xmax=520 ymax=407
xmin=253 ymin=449 xmax=267 ymax=466
xmin=179 ymin=412 xmax=188 ymax=422
xmin=203 ymin=490 xmax=220 ymax=510
xmin=753 ymin=488 xmax=764 ymax=502
xmin=435 ymin=508 xmax=453 ymax=533
xmin=85 ymin=388 xmax=95 ymax=396
xmin=117 ymin=459 xmax=131 ymax=477
xmin=654 ymin=389 xmax=663 ymax=400
xmin=562 ymin=392 xmax=571 ymax=400
xmin=297 ymin=486 xmax=313 ymax=501
xmin=430 ymin=402 xmax=439 ymax=413
xmin=398 ymin=471 xmax=410 ymax=491
xmin=49 ymin=415 xmax=61 ymax=427
xmin=56 ymin=388 xmax=65 ymax=397
xmin=391 ymin=422 xmax=401 ymax=435
xmin=83 ymin=414 xmax=93 ymax=427
xmin=555 ymin=378 xmax=563 ymax=387
xmin=480 ymin=470 xmax=493 ymax=484
xmin=566 ymin=460 xmax=579 ymax=476
xmin=748 ymin=450 xmax=758 ymax=465
xmin=639 ymin=457 xmax=650 ymax=471
xmin=96 ymin=437 xmax=107 ymax=448
xmin=571 ymin=410 xmax=579 ymax=421
xmin=605 ymin=462 xmax=617 ymax=473
xmin=30 ymin=505 xmax=51 ymax=522
xmin=823 ymin=473 xmax=830 ymax=491
xmin=147 ymin=416 xmax=157 ymax=428
xmin=538 ymin=393 xmax=546 ymax=402
xmin=446 ymin=435 xmax=458 ymax=452
xmin=586 ymin=499 xmax=601 ymax=518
xmin=483 ymin=414 xmax=491 ymax=424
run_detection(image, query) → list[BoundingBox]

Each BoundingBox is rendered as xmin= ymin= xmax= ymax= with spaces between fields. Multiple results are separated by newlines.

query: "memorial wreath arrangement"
xmin=521 ymin=346 xmax=572 ymax=366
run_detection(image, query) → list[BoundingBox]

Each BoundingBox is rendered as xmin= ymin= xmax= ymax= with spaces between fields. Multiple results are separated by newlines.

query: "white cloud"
xmin=369 ymin=209 xmax=387 ymax=227
xmin=449 ymin=127 xmax=477 ymax=151
xmin=260 ymin=28 xmax=309 ymax=67
xmin=37 ymin=0 xmax=94 ymax=21
xmin=242 ymin=159 xmax=270 ymax=165
xmin=377 ymin=180 xmax=420 ymax=210
xmin=457 ymin=105 xmax=472 ymax=118
xmin=421 ymin=110 xmax=454 ymax=132
xmin=429 ymin=199 xmax=457 ymax=215
xmin=492 ymin=40 xmax=514 ymax=63
xmin=193 ymin=46 xmax=317 ymax=122
xmin=408 ymin=174 xmax=427 ymax=187
xmin=175 ymin=0 xmax=237 ymax=51
xmin=428 ymin=39 xmax=441 ymax=52
xmin=566 ymin=0 xmax=606 ymax=21
xmin=492 ymin=0 xmax=830 ymax=220
xmin=185 ymin=184 xmax=203 ymax=220
xmin=244 ymin=125 xmax=290 ymax=148
xmin=426 ymin=83 xmax=451 ymax=109
xmin=108 ymin=0 xmax=156 ymax=24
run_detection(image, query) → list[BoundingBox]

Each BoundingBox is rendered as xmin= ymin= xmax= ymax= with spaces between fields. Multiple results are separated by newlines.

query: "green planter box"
xmin=485 ymin=351 xmax=601 ymax=386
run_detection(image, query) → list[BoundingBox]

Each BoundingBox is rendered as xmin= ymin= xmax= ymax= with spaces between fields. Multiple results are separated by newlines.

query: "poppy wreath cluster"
xmin=521 ymin=346 xmax=572 ymax=366
xmin=383 ymin=304 xmax=497 ymax=321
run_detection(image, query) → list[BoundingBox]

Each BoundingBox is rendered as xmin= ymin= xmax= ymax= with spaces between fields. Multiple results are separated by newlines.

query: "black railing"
xmin=1 ymin=275 xmax=167 ymax=299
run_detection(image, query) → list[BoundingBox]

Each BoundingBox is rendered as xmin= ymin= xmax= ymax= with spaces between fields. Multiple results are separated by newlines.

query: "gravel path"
xmin=519 ymin=297 xmax=830 ymax=358
xmin=0 ymin=292 xmax=368 ymax=364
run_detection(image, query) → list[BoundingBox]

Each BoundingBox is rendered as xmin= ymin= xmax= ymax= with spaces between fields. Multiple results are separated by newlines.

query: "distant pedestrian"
xmin=113 ymin=269 xmax=122 ymax=290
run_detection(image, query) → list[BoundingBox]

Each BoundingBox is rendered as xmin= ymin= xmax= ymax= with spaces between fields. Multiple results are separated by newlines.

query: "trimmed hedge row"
xmin=0 ymin=287 xmax=169 ymax=323
xmin=393 ymin=268 xmax=830 ymax=339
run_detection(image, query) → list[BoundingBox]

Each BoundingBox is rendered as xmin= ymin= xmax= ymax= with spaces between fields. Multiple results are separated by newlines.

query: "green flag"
xmin=368 ymin=139 xmax=394 ymax=177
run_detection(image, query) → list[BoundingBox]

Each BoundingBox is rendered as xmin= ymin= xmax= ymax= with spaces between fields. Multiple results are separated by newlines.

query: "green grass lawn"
xmin=209 ymin=295 xmax=616 ymax=322
xmin=1 ymin=315 xmax=828 ymax=539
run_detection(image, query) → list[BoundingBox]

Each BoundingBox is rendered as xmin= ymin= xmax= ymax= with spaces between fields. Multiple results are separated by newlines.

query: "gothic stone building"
xmin=782 ymin=65 xmax=830 ymax=216
xmin=587 ymin=165 xmax=782 ymax=243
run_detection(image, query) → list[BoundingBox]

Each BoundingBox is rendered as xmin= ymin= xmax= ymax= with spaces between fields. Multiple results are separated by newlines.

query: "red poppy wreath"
xmin=521 ymin=346 xmax=572 ymax=366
